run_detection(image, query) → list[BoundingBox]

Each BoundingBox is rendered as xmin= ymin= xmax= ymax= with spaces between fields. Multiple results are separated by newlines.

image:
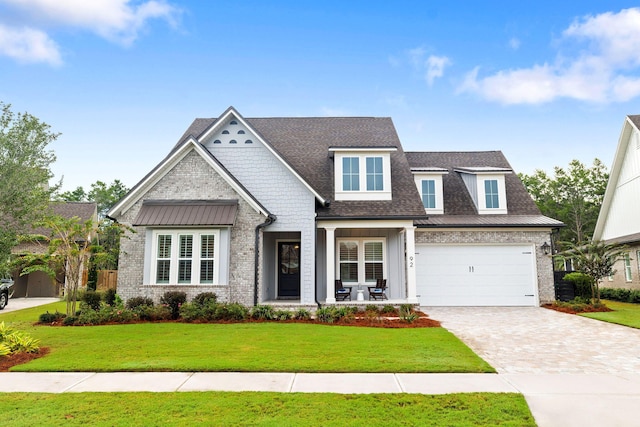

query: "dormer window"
xmin=412 ymin=167 xmax=447 ymax=214
xmin=455 ymin=167 xmax=510 ymax=214
xmin=331 ymin=147 xmax=396 ymax=201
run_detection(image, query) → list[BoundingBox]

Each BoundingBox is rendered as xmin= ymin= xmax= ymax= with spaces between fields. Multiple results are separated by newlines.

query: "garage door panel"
xmin=416 ymin=244 xmax=537 ymax=306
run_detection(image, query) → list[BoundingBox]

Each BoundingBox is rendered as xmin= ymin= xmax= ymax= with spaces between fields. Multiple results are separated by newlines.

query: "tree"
xmin=559 ymin=240 xmax=626 ymax=304
xmin=519 ymin=159 xmax=609 ymax=248
xmin=16 ymin=214 xmax=130 ymax=315
xmin=55 ymin=180 xmax=128 ymax=218
xmin=0 ymin=102 xmax=58 ymax=274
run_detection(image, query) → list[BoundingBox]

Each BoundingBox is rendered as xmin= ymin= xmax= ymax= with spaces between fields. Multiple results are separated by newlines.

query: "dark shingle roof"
xmin=406 ymin=151 xmax=563 ymax=228
xmin=182 ymin=116 xmax=427 ymax=219
xmin=628 ymin=115 xmax=640 ymax=129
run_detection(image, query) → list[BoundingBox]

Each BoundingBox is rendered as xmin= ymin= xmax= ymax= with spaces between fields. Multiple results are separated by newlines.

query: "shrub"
xmin=39 ymin=311 xmax=66 ymax=324
xmin=399 ymin=304 xmax=418 ymax=323
xmin=315 ymin=307 xmax=337 ymax=323
xmin=81 ymin=290 xmax=103 ymax=311
xmin=62 ymin=316 xmax=77 ymax=326
xmin=160 ymin=291 xmax=187 ymax=320
xmin=563 ymin=272 xmax=593 ymax=300
xmin=251 ymin=304 xmax=275 ymax=320
xmin=193 ymin=292 xmax=218 ymax=307
xmin=293 ymin=308 xmax=311 ymax=320
xmin=365 ymin=305 xmax=380 ymax=313
xmin=630 ymin=290 xmax=640 ymax=304
xmin=126 ymin=296 xmax=154 ymax=310
xmin=381 ymin=305 xmax=396 ymax=314
xmin=0 ymin=322 xmax=40 ymax=354
xmin=134 ymin=304 xmax=172 ymax=321
xmin=216 ymin=303 xmax=248 ymax=321
xmin=274 ymin=309 xmax=292 ymax=321
xmin=179 ymin=302 xmax=205 ymax=322
xmin=103 ymin=288 xmax=117 ymax=306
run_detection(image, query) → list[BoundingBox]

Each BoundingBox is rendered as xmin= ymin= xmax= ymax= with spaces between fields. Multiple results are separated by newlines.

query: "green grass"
xmin=2 ymin=302 xmax=493 ymax=373
xmin=0 ymin=392 xmax=535 ymax=426
xmin=581 ymin=299 xmax=640 ymax=328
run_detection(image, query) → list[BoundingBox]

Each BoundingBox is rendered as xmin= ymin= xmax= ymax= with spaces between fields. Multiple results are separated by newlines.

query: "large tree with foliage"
xmin=0 ymin=102 xmax=58 ymax=274
xmin=519 ymin=159 xmax=609 ymax=248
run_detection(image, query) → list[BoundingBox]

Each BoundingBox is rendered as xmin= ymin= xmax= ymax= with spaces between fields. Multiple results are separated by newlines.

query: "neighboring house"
xmin=108 ymin=107 xmax=562 ymax=307
xmin=11 ymin=202 xmax=98 ymax=298
xmin=593 ymin=115 xmax=640 ymax=290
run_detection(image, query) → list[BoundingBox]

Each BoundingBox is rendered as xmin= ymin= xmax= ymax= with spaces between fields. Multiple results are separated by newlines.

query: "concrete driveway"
xmin=2 ymin=297 xmax=61 ymax=313
xmin=426 ymin=306 xmax=640 ymax=427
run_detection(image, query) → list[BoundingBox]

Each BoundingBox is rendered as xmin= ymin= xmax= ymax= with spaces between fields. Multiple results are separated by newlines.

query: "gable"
xmin=594 ymin=116 xmax=640 ymax=242
xmin=108 ymin=139 xmax=269 ymax=220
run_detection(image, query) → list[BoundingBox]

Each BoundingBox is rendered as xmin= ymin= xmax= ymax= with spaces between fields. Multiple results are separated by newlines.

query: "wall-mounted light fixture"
xmin=541 ymin=241 xmax=551 ymax=255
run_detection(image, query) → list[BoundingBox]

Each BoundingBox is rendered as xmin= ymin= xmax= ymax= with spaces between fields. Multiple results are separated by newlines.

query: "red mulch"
xmin=0 ymin=347 xmax=50 ymax=372
xmin=542 ymin=303 xmax=613 ymax=315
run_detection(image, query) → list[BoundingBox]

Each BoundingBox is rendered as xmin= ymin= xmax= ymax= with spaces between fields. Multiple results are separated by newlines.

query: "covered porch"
xmin=316 ymin=219 xmax=418 ymax=305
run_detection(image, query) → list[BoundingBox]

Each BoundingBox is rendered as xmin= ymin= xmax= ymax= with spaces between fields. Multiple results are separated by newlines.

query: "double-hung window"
xmin=366 ymin=157 xmax=383 ymax=191
xmin=421 ymin=179 xmax=436 ymax=209
xmin=342 ymin=157 xmax=360 ymax=191
xmin=624 ymin=253 xmax=633 ymax=282
xmin=484 ymin=179 xmax=500 ymax=209
xmin=153 ymin=230 xmax=219 ymax=285
xmin=338 ymin=239 xmax=385 ymax=284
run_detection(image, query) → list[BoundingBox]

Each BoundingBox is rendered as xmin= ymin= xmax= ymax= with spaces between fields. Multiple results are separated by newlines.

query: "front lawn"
xmin=0 ymin=392 xmax=535 ymax=426
xmin=580 ymin=299 xmax=640 ymax=328
xmin=2 ymin=302 xmax=493 ymax=373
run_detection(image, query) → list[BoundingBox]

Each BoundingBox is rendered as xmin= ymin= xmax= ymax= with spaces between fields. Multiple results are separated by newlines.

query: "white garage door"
xmin=415 ymin=244 xmax=537 ymax=306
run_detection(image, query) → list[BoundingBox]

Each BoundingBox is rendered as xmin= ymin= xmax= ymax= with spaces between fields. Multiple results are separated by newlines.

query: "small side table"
xmin=356 ymin=284 xmax=365 ymax=301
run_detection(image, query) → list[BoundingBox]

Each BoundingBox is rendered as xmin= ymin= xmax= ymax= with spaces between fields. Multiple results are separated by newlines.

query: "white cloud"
xmin=0 ymin=0 xmax=180 ymax=64
xmin=425 ymin=55 xmax=451 ymax=86
xmin=0 ymin=24 xmax=61 ymax=65
xmin=458 ymin=7 xmax=640 ymax=104
xmin=406 ymin=47 xmax=451 ymax=86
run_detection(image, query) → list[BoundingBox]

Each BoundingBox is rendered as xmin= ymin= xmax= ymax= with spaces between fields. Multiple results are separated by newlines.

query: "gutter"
xmin=254 ymin=214 xmax=276 ymax=306
xmin=313 ymin=214 xmax=321 ymax=309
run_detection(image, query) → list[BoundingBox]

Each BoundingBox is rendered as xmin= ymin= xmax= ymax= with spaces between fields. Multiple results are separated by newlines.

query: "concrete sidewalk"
xmin=2 ymin=371 xmax=640 ymax=426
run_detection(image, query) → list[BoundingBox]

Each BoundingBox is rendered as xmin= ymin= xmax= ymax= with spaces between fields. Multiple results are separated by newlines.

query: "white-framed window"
xmin=624 ymin=253 xmax=633 ymax=282
xmin=484 ymin=179 xmax=500 ymax=209
xmin=412 ymin=172 xmax=445 ymax=214
xmin=151 ymin=229 xmax=220 ymax=285
xmin=333 ymin=149 xmax=393 ymax=201
xmin=337 ymin=239 xmax=385 ymax=284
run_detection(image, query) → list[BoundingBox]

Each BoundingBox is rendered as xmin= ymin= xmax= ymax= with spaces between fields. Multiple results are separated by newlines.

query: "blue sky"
xmin=1 ymin=1 xmax=639 ymax=192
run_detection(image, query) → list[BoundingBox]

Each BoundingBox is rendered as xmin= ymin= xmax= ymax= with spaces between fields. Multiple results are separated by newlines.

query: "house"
xmin=593 ymin=115 xmax=640 ymax=290
xmin=107 ymin=107 xmax=562 ymax=307
xmin=11 ymin=201 xmax=98 ymax=297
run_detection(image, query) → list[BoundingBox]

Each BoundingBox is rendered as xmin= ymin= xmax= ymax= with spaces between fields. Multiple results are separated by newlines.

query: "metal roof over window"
xmin=133 ymin=200 xmax=238 ymax=226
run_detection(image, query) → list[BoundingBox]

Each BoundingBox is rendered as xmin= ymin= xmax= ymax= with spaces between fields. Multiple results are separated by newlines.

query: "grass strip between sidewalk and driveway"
xmin=0 ymin=392 xmax=535 ymax=426
xmin=580 ymin=299 xmax=640 ymax=328
xmin=2 ymin=302 xmax=493 ymax=373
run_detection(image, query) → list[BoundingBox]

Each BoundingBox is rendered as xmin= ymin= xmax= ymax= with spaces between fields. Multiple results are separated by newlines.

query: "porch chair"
xmin=368 ymin=279 xmax=387 ymax=300
xmin=335 ymin=279 xmax=352 ymax=301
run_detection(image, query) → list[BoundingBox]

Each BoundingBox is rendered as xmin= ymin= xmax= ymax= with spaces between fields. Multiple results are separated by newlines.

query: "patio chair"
xmin=335 ymin=279 xmax=352 ymax=301
xmin=368 ymin=279 xmax=387 ymax=300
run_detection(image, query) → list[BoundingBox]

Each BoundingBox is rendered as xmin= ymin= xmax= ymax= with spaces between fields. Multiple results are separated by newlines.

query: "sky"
xmin=1 ymin=0 xmax=640 ymax=192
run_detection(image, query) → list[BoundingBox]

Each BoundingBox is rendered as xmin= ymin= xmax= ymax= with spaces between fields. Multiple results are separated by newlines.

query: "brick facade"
xmin=116 ymin=149 xmax=266 ymax=305
xmin=415 ymin=229 xmax=555 ymax=304
xmin=604 ymin=243 xmax=640 ymax=290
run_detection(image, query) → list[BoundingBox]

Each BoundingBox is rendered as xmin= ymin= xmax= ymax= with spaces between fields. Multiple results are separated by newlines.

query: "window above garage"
xmin=411 ymin=167 xmax=448 ymax=214
xmin=454 ymin=167 xmax=511 ymax=215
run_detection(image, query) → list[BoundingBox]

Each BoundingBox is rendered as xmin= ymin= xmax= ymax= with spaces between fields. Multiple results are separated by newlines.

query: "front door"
xmin=277 ymin=242 xmax=300 ymax=299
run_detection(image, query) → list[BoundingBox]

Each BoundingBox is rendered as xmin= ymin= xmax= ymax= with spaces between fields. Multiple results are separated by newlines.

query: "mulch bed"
xmin=542 ymin=303 xmax=613 ymax=315
xmin=0 ymin=347 xmax=49 ymax=372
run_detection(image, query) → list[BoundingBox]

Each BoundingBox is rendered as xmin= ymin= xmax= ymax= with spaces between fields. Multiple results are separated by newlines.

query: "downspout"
xmin=314 ymin=214 xmax=321 ymax=309
xmin=254 ymin=214 xmax=276 ymax=306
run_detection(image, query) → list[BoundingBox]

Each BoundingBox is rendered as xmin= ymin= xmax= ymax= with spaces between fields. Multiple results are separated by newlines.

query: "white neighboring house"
xmin=594 ymin=115 xmax=640 ymax=289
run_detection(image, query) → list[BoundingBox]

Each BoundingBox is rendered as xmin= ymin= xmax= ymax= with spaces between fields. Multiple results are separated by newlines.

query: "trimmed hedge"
xmin=600 ymin=287 xmax=640 ymax=304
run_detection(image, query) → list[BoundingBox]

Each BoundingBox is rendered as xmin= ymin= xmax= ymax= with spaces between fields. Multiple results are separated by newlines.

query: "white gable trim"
xmin=107 ymin=138 xmax=269 ymax=219
xmin=199 ymin=107 xmax=327 ymax=205
xmin=594 ymin=117 xmax=637 ymax=240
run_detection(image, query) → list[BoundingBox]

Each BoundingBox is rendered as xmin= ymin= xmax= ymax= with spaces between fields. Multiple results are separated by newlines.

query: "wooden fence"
xmin=97 ymin=270 xmax=118 ymax=291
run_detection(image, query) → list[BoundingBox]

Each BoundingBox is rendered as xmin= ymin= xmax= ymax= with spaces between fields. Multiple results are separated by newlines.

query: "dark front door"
xmin=277 ymin=242 xmax=300 ymax=299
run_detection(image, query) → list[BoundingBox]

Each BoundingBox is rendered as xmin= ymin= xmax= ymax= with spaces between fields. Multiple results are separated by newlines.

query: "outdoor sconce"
xmin=541 ymin=241 xmax=551 ymax=255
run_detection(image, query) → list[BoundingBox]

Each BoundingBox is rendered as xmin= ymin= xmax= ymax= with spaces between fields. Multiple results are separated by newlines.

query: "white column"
xmin=405 ymin=225 xmax=418 ymax=303
xmin=325 ymin=227 xmax=336 ymax=303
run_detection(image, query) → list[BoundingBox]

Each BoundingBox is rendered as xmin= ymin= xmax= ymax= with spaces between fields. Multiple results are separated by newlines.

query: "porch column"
xmin=405 ymin=225 xmax=418 ymax=303
xmin=325 ymin=226 xmax=336 ymax=303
